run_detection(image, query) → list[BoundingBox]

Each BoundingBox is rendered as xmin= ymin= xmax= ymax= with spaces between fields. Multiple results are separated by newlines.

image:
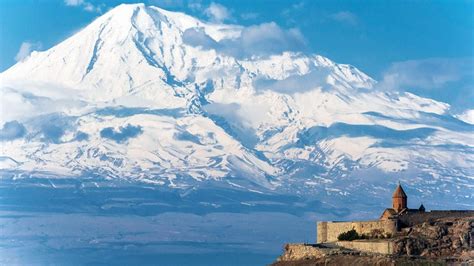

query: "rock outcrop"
xmin=273 ymin=216 xmax=474 ymax=265
xmin=393 ymin=216 xmax=474 ymax=259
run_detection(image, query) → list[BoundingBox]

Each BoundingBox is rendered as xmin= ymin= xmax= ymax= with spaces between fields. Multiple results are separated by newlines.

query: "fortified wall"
xmin=398 ymin=210 xmax=474 ymax=227
xmin=277 ymin=241 xmax=395 ymax=262
xmin=296 ymin=183 xmax=474 ymax=262
xmin=336 ymin=240 xmax=394 ymax=254
xmin=315 ymin=182 xmax=474 ymax=258
xmin=317 ymin=219 xmax=397 ymax=243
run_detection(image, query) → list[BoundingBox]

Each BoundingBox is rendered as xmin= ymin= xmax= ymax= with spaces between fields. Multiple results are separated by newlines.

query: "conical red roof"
xmin=392 ymin=183 xmax=407 ymax=198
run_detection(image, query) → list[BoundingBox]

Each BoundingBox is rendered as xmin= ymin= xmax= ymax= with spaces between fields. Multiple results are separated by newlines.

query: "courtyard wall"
xmin=317 ymin=220 xmax=397 ymax=243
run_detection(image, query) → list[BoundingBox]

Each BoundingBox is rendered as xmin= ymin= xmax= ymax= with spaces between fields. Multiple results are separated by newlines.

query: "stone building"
xmin=317 ymin=182 xmax=472 ymax=244
xmin=380 ymin=182 xmax=425 ymax=220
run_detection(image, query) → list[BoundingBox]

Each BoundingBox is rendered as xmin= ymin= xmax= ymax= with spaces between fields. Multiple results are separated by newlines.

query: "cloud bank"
xmin=183 ymin=22 xmax=306 ymax=58
xmin=14 ymin=42 xmax=41 ymax=62
xmin=253 ymin=69 xmax=331 ymax=94
xmin=64 ymin=0 xmax=101 ymax=12
xmin=378 ymin=57 xmax=474 ymax=112
xmin=456 ymin=109 xmax=474 ymax=125
xmin=204 ymin=2 xmax=231 ymax=22
xmin=379 ymin=57 xmax=473 ymax=91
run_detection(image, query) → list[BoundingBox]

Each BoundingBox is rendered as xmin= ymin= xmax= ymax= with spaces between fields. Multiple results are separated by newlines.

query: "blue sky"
xmin=1 ymin=0 xmax=473 ymax=110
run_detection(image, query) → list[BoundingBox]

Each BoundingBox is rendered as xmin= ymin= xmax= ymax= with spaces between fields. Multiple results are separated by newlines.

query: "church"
xmin=317 ymin=182 xmax=472 ymax=244
xmin=379 ymin=182 xmax=425 ymax=220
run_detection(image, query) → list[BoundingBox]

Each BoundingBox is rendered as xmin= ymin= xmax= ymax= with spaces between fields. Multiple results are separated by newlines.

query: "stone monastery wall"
xmin=335 ymin=240 xmax=394 ymax=254
xmin=399 ymin=210 xmax=474 ymax=227
xmin=317 ymin=220 xmax=397 ymax=243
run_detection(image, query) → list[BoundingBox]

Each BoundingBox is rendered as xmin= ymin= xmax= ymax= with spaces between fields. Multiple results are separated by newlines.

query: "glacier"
xmin=0 ymin=3 xmax=473 ymax=264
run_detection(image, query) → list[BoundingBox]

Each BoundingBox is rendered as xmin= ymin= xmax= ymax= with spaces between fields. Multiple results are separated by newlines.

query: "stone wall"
xmin=277 ymin=244 xmax=333 ymax=261
xmin=336 ymin=240 xmax=394 ymax=254
xmin=277 ymin=241 xmax=395 ymax=262
xmin=317 ymin=220 xmax=397 ymax=243
xmin=398 ymin=210 xmax=474 ymax=227
xmin=317 ymin=221 xmax=327 ymax=244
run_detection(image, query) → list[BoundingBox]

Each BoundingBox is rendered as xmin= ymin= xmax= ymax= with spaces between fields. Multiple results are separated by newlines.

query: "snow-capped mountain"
xmin=0 ymin=4 xmax=472 ymax=206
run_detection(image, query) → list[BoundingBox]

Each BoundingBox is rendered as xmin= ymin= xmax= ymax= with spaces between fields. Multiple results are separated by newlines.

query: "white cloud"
xmin=188 ymin=0 xmax=203 ymax=11
xmin=83 ymin=2 xmax=99 ymax=12
xmin=204 ymin=102 xmax=261 ymax=146
xmin=378 ymin=58 xmax=473 ymax=91
xmin=281 ymin=1 xmax=305 ymax=20
xmin=14 ymin=41 xmax=42 ymax=62
xmin=183 ymin=22 xmax=306 ymax=58
xmin=63 ymin=0 xmax=101 ymax=12
xmin=238 ymin=22 xmax=306 ymax=55
xmin=64 ymin=0 xmax=84 ymax=6
xmin=204 ymin=2 xmax=231 ymax=22
xmin=329 ymin=11 xmax=358 ymax=25
xmin=254 ymin=69 xmax=331 ymax=94
xmin=282 ymin=1 xmax=304 ymax=14
xmin=456 ymin=109 xmax=474 ymax=124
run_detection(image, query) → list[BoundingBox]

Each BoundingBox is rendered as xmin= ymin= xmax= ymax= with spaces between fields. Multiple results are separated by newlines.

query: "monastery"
xmin=316 ymin=183 xmax=473 ymax=252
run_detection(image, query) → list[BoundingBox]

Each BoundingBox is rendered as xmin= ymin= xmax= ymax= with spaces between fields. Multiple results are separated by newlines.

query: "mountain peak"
xmin=1 ymin=3 xmax=372 ymax=105
xmin=1 ymin=3 xmax=203 ymax=100
xmin=0 ymin=1 xmax=472 ymax=208
xmin=104 ymin=3 xmax=187 ymax=24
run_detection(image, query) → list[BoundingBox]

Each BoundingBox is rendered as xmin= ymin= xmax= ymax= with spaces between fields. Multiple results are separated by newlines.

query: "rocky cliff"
xmin=273 ymin=216 xmax=474 ymax=265
xmin=393 ymin=216 xmax=473 ymax=259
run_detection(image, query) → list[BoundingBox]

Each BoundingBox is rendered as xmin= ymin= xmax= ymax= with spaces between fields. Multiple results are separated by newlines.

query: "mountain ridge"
xmin=0 ymin=3 xmax=472 ymax=208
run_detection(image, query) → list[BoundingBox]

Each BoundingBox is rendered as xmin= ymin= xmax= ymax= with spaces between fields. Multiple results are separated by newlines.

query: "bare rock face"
xmin=394 ymin=217 xmax=473 ymax=258
xmin=277 ymin=244 xmax=356 ymax=262
xmin=277 ymin=244 xmax=329 ymax=261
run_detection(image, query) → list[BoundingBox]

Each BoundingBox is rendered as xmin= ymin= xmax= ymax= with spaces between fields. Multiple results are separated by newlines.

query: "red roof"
xmin=392 ymin=183 xmax=407 ymax=198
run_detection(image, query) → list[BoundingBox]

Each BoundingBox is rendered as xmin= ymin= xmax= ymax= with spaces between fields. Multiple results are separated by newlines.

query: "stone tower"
xmin=392 ymin=182 xmax=407 ymax=212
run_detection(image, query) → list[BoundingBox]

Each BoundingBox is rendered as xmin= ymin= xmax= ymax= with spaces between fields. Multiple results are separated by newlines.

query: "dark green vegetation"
xmin=337 ymin=229 xmax=360 ymax=241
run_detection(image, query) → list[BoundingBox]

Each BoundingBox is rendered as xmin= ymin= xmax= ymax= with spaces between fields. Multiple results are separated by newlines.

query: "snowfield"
xmin=0 ymin=3 xmax=472 ymax=206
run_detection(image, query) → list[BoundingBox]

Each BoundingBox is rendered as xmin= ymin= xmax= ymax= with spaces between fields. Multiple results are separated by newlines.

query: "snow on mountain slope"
xmin=0 ymin=4 xmax=472 ymax=205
